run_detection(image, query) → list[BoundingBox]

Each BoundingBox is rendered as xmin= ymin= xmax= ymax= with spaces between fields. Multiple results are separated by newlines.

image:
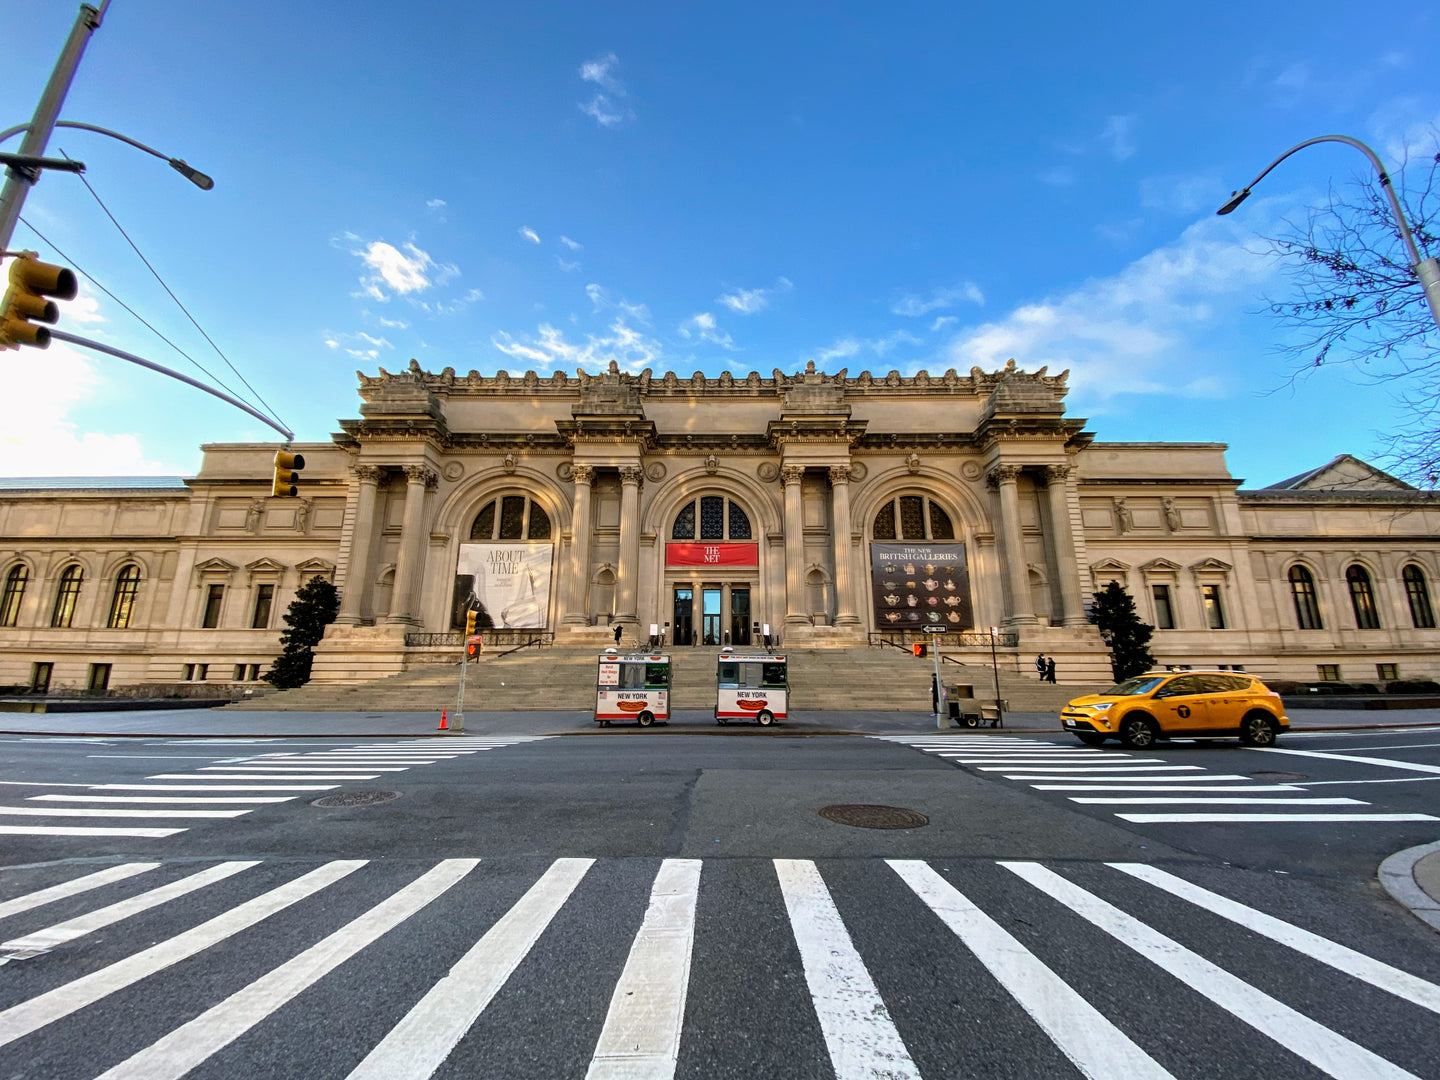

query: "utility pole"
xmin=0 ymin=2 xmax=109 ymax=253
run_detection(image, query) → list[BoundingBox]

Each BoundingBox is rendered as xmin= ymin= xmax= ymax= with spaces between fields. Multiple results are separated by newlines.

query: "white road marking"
xmin=1003 ymin=862 xmax=1422 ymax=1080
xmin=774 ymin=858 xmax=920 ymax=1080
xmin=0 ymin=863 xmax=158 ymax=922
xmin=0 ymin=862 xmax=258 ymax=958
xmin=90 ymin=783 xmax=336 ymax=792
xmin=1070 ymin=797 xmax=1366 ymax=806
xmin=145 ymin=774 xmax=380 ymax=782
xmin=1116 ymin=813 xmax=1438 ymax=824
xmin=978 ymin=765 xmax=1201 ymax=773
xmin=95 ymin=860 xmax=478 ymax=1080
xmin=30 ymin=795 xmax=294 ymax=804
xmin=346 ymin=857 xmax=593 ymax=1080
xmin=0 ymin=860 xmax=364 ymax=1049
xmin=1110 ymin=864 xmax=1440 ymax=1015
xmin=199 ymin=765 xmax=405 ymax=773
xmin=1032 ymin=784 xmax=1303 ymax=792
xmin=0 ymin=806 xmax=249 ymax=819
xmin=0 ymin=825 xmax=184 ymax=838
xmin=888 ymin=860 xmax=1173 ymax=1080
xmin=586 ymin=859 xmax=701 ymax=1080
xmin=1249 ymin=747 xmax=1440 ymax=775
xmin=1002 ymin=774 xmax=1251 ymax=783
xmin=1297 ymin=777 xmax=1440 ymax=787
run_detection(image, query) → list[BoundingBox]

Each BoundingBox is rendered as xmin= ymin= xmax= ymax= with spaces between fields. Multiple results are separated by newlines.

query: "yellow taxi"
xmin=1060 ymin=670 xmax=1289 ymax=749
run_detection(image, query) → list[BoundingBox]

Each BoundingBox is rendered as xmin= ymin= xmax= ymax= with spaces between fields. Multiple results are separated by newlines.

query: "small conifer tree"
xmin=263 ymin=576 xmax=340 ymax=689
xmin=1090 ymin=580 xmax=1155 ymax=682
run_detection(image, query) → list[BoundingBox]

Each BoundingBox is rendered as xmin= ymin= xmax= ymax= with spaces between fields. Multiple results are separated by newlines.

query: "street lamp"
xmin=1217 ymin=134 xmax=1440 ymax=332
xmin=988 ymin=626 xmax=1003 ymax=729
xmin=0 ymin=120 xmax=215 ymax=191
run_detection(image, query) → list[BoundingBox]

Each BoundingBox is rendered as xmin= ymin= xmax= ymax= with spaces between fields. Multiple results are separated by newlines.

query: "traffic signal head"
xmin=271 ymin=449 xmax=305 ymax=497
xmin=465 ymin=609 xmax=477 ymax=636
xmin=0 ymin=253 xmax=77 ymax=350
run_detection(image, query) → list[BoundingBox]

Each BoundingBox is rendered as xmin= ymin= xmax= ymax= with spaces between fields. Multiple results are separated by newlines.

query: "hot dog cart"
xmin=595 ymin=651 xmax=671 ymax=727
xmin=715 ymin=651 xmax=788 ymax=725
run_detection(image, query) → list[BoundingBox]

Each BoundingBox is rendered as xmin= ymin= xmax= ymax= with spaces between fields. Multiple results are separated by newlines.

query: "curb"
xmin=1377 ymin=840 xmax=1440 ymax=934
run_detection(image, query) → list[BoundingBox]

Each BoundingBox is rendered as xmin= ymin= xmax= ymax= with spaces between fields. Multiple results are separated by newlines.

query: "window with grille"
xmin=1404 ymin=565 xmax=1435 ymax=629
xmin=871 ymin=497 xmax=955 ymax=540
xmin=1316 ymin=664 xmax=1341 ymax=682
xmin=88 ymin=663 xmax=111 ymax=691
xmin=1288 ymin=565 xmax=1323 ymax=630
xmin=471 ymin=497 xmax=551 ymax=540
xmin=107 ymin=565 xmax=141 ymax=629
xmin=1377 ymin=663 xmax=1399 ymax=681
xmin=671 ymin=497 xmax=752 ymax=540
xmin=1 ymin=564 xmax=26 ymax=627
xmin=51 ymin=566 xmax=83 ymax=628
xmin=1346 ymin=565 xmax=1380 ymax=629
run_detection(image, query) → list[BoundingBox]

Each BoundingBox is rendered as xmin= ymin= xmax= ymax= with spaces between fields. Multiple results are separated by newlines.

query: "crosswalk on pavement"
xmin=0 ymin=736 xmax=552 ymax=840
xmin=1 ymin=856 xmax=1436 ymax=1079
xmin=875 ymin=735 xmax=1440 ymax=825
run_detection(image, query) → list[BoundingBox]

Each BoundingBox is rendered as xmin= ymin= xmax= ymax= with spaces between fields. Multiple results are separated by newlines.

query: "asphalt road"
xmin=1 ymin=727 xmax=1437 ymax=1079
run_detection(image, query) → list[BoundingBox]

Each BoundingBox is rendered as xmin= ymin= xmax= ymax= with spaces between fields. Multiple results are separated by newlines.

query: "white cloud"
xmin=1100 ymin=115 xmax=1137 ymax=162
xmin=585 ymin=283 xmax=650 ymax=322
xmin=493 ymin=318 xmax=662 ymax=373
xmin=579 ymin=52 xmax=633 ymax=127
xmin=891 ymin=282 xmax=984 ymax=317
xmin=930 ymin=316 xmax=958 ymax=332
xmin=581 ymin=53 xmax=622 ymax=92
xmin=519 ymin=226 xmax=541 ymax=244
xmin=556 ymin=257 xmax=581 ymax=273
xmin=559 ymin=235 xmax=583 ymax=251
xmin=679 ymin=311 xmax=735 ymax=350
xmin=804 ymin=330 xmax=922 ymax=366
xmin=717 ymin=276 xmax=792 ymax=315
xmin=324 ymin=329 xmax=393 ymax=361
xmin=424 ymin=287 xmax=484 ymax=315
xmin=1140 ymin=172 xmax=1224 ymax=216
xmin=426 ymin=198 xmax=447 ymax=210
xmin=355 ymin=240 xmax=456 ymax=301
xmin=1366 ymin=101 xmax=1440 ymax=165
xmin=373 ymin=314 xmax=409 ymax=329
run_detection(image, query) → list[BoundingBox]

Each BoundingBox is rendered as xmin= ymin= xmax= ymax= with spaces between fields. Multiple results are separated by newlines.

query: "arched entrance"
xmin=666 ymin=493 xmax=757 ymax=645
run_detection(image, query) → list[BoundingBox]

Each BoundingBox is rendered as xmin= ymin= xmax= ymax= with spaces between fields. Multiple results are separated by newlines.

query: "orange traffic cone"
xmin=438 ymin=709 xmax=448 ymax=731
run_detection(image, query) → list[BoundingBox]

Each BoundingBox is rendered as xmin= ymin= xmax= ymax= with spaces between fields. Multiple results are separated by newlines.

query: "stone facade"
xmin=2 ymin=360 xmax=1438 ymax=691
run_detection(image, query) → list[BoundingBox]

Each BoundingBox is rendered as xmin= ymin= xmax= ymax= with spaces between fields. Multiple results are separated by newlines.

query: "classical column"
xmin=562 ymin=465 xmax=595 ymax=626
xmin=988 ymin=463 xmax=1035 ymax=625
xmin=615 ymin=466 xmax=643 ymax=623
xmin=336 ymin=465 xmax=383 ymax=625
xmin=829 ymin=466 xmax=860 ymax=626
xmin=386 ymin=465 xmax=437 ymax=625
xmin=782 ymin=465 xmax=808 ymax=625
xmin=1043 ymin=463 xmax=1086 ymax=626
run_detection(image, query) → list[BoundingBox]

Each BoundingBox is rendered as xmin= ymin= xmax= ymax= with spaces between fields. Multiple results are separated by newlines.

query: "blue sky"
xmin=2 ymin=0 xmax=1437 ymax=486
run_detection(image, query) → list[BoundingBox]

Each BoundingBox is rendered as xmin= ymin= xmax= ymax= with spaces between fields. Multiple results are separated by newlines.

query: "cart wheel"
xmin=756 ymin=710 xmax=774 ymax=726
xmin=963 ymin=714 xmax=980 ymax=728
xmin=717 ymin=718 xmax=728 ymax=725
xmin=637 ymin=711 xmax=655 ymax=727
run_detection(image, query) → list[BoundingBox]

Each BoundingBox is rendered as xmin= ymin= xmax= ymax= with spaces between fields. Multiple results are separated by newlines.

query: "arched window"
xmin=1346 ymin=564 xmax=1381 ymax=629
xmin=1288 ymin=565 xmax=1323 ymax=630
xmin=671 ymin=497 xmax=751 ymax=540
xmin=51 ymin=565 xmax=83 ymax=628
xmin=107 ymin=564 xmax=141 ymax=629
xmin=470 ymin=496 xmax=551 ymax=540
xmin=0 ymin=565 xmax=26 ymax=627
xmin=872 ymin=496 xmax=954 ymax=540
xmin=1404 ymin=564 xmax=1435 ymax=629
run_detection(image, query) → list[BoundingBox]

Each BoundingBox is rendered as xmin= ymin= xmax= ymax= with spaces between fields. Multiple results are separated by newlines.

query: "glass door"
xmin=730 ymin=587 xmax=751 ymax=645
xmin=702 ymin=587 xmax=722 ymax=645
xmin=673 ymin=587 xmax=694 ymax=646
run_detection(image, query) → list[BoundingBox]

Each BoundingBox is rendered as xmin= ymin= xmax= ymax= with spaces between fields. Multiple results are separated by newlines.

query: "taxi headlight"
xmin=1090 ymin=702 xmax=1114 ymax=710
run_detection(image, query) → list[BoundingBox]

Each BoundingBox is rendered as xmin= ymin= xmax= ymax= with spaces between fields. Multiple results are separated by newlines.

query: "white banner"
xmin=453 ymin=542 xmax=554 ymax=629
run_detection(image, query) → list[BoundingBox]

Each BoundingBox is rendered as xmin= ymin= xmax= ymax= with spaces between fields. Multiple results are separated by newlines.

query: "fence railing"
xmin=868 ymin=629 xmax=1018 ymax=650
xmin=405 ymin=631 xmax=555 ymax=651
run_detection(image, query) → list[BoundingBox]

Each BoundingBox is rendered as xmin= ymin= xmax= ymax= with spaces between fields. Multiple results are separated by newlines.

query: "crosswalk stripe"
xmin=90 ymin=783 xmax=336 ymax=792
xmin=888 ymin=860 xmax=1174 ymax=1080
xmin=1110 ymin=864 xmax=1440 ymax=1015
xmin=0 ymin=860 xmax=365 ymax=1048
xmin=145 ymin=774 xmax=380 ymax=781
xmin=774 ymin=859 xmax=920 ymax=1080
xmin=346 ymin=857 xmax=594 ymax=1080
xmin=0 ymin=862 xmax=259 ymax=959
xmin=1116 ymin=813 xmax=1440 ymax=824
xmin=200 ymin=765 xmax=403 ymax=772
xmin=94 ymin=860 xmax=479 ymax=1080
xmin=1070 ymin=797 xmax=1366 ymax=806
xmin=0 ymin=825 xmax=184 ymax=838
xmin=1007 ymin=774 xmax=1252 ymax=783
xmin=586 ymin=859 xmax=701 ymax=1080
xmin=977 ymin=765 xmax=1200 ymax=773
xmin=1249 ymin=747 xmax=1440 ymax=776
xmin=0 ymin=806 xmax=250 ymax=819
xmin=29 ymin=795 xmax=295 ymax=804
xmin=1032 ymin=785 xmax=1303 ymax=792
xmin=0 ymin=863 xmax=158 ymax=922
xmin=1001 ymin=862 xmax=1423 ymax=1080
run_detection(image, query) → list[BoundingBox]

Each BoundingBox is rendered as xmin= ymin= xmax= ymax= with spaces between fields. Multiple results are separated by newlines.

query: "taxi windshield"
xmin=1103 ymin=675 xmax=1165 ymax=697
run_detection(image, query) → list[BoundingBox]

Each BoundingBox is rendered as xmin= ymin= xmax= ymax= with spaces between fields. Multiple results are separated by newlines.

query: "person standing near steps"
xmin=1035 ymin=653 xmax=1047 ymax=680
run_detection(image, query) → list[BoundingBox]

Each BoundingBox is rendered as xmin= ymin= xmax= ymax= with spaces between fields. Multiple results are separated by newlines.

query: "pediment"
xmin=1189 ymin=557 xmax=1232 ymax=572
xmin=295 ymin=557 xmax=336 ymax=574
xmin=194 ymin=557 xmax=238 ymax=573
xmin=245 ymin=558 xmax=287 ymax=574
xmin=1264 ymin=454 xmax=1414 ymax=493
xmin=1140 ymin=558 xmax=1183 ymax=572
xmin=1090 ymin=558 xmax=1131 ymax=572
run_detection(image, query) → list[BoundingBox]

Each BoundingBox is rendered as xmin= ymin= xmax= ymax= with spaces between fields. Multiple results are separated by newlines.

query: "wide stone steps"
xmin=227 ymin=645 xmax=1100 ymax=713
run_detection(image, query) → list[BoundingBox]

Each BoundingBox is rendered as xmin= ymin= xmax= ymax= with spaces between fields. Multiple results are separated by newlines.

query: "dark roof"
xmin=0 ymin=476 xmax=190 ymax=492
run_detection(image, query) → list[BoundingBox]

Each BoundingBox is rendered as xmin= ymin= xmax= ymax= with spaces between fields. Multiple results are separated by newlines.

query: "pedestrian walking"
xmin=931 ymin=673 xmax=940 ymax=714
xmin=1045 ymin=656 xmax=1057 ymax=683
xmin=613 ymin=623 xmax=623 ymax=646
xmin=1035 ymin=653 xmax=1047 ymax=679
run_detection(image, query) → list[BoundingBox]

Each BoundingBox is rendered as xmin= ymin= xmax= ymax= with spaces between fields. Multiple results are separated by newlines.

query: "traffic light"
xmin=271 ymin=449 xmax=305 ymax=497
xmin=0 ymin=253 xmax=77 ymax=350
xmin=465 ymin=609 xmax=477 ymax=636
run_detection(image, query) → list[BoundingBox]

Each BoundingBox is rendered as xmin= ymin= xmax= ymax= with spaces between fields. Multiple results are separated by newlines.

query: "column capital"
xmin=780 ymin=464 xmax=807 ymax=485
xmin=618 ymin=465 xmax=644 ymax=486
xmin=353 ymin=464 xmax=384 ymax=485
xmin=403 ymin=464 xmax=438 ymax=488
xmin=571 ymin=464 xmax=596 ymax=485
xmin=1042 ymin=463 xmax=1072 ymax=483
xmin=986 ymin=463 xmax=1022 ymax=488
xmin=827 ymin=465 xmax=852 ymax=485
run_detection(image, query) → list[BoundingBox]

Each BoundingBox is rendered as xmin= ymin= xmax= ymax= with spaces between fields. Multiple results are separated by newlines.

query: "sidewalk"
xmin=0 ymin=705 xmax=1435 ymax=739
xmin=1379 ymin=841 xmax=1440 ymax=934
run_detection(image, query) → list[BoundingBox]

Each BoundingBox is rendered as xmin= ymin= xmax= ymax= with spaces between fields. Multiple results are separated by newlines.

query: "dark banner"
xmin=870 ymin=542 xmax=971 ymax=630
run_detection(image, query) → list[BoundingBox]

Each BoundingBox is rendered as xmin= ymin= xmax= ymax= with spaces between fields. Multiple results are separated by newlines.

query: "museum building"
xmin=2 ymin=358 xmax=1438 ymax=693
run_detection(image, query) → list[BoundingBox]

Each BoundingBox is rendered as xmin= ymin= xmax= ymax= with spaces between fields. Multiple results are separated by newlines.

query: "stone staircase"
xmin=226 ymin=643 xmax=1102 ymax=713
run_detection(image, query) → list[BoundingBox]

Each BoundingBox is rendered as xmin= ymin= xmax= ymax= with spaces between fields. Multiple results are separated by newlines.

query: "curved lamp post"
xmin=0 ymin=120 xmax=213 ymax=191
xmin=1217 ymin=134 xmax=1440 ymax=331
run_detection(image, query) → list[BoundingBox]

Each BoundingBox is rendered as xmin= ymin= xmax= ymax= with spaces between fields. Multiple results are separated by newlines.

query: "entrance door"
xmin=673 ymin=588 xmax=694 ymax=646
xmin=702 ymin=587 xmax=722 ymax=645
xmin=730 ymin=588 xmax=751 ymax=645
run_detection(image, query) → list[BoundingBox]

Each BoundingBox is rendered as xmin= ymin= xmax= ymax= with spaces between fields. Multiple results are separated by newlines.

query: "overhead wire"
xmin=58 ymin=148 xmax=290 ymax=433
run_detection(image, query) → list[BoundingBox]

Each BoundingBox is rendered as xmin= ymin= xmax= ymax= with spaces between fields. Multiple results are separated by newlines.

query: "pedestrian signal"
xmin=466 ymin=636 xmax=482 ymax=661
xmin=0 ymin=253 xmax=77 ymax=350
xmin=271 ymin=449 xmax=305 ymax=497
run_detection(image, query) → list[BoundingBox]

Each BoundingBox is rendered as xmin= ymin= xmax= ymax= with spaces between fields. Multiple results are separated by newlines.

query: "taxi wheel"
xmin=1118 ymin=714 xmax=1158 ymax=750
xmin=638 ymin=711 xmax=655 ymax=727
xmin=1238 ymin=712 xmax=1278 ymax=747
xmin=756 ymin=710 xmax=775 ymax=726
xmin=1075 ymin=733 xmax=1108 ymax=747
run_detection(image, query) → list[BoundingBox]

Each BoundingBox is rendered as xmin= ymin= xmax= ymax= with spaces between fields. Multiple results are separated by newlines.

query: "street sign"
xmin=922 ymin=626 xmax=948 ymax=633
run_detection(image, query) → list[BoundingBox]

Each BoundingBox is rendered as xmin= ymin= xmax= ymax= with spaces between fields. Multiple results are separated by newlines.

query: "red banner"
xmin=665 ymin=543 xmax=759 ymax=567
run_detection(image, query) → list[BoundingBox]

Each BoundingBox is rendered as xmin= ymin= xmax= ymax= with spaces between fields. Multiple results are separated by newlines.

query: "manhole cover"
xmin=312 ymin=790 xmax=400 ymax=807
xmin=1249 ymin=770 xmax=1307 ymax=782
xmin=818 ymin=804 xmax=929 ymax=830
